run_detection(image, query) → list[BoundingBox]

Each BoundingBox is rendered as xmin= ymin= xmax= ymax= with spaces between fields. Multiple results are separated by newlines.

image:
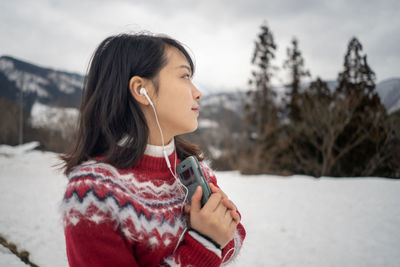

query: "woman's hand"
xmin=184 ymin=184 xmax=240 ymax=248
xmin=184 ymin=183 xmax=240 ymax=223
xmin=208 ymin=183 xmax=240 ymax=223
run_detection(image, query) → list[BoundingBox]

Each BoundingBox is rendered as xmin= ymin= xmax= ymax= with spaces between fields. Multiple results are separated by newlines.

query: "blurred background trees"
xmin=237 ymin=23 xmax=400 ymax=178
xmin=240 ymin=22 xmax=282 ymax=174
xmin=0 ymin=97 xmax=75 ymax=153
xmin=1 ymin=22 xmax=399 ymax=178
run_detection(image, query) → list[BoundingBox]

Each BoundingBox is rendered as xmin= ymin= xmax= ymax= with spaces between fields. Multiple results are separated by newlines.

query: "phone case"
xmin=176 ymin=156 xmax=212 ymax=206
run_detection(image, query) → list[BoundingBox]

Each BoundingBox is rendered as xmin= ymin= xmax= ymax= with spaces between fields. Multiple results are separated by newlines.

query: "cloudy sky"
xmin=1 ymin=0 xmax=399 ymax=93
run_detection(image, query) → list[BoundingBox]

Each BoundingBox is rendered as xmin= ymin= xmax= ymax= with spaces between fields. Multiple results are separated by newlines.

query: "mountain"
xmin=0 ymin=55 xmax=83 ymax=113
xmin=298 ymin=78 xmax=400 ymax=114
xmin=1 ymin=55 xmax=399 ymax=116
xmin=200 ymin=90 xmax=246 ymax=117
xmin=375 ymin=78 xmax=400 ymax=113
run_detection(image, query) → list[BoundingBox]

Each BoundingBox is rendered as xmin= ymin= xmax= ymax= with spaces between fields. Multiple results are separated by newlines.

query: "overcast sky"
xmin=1 ymin=0 xmax=399 ymax=93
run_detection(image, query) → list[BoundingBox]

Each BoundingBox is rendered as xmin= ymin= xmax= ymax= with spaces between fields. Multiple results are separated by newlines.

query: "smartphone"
xmin=176 ymin=156 xmax=212 ymax=207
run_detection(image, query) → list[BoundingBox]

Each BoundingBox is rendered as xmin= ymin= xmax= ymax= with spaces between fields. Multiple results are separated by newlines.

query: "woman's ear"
xmin=129 ymin=76 xmax=152 ymax=105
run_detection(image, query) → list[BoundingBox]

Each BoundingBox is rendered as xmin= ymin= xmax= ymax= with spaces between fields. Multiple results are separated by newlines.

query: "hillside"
xmin=0 ymin=55 xmax=399 ymax=115
xmin=0 ymin=55 xmax=83 ymax=112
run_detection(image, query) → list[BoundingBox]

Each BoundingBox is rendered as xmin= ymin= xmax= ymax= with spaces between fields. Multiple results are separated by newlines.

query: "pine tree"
xmin=283 ymin=37 xmax=311 ymax=122
xmin=285 ymin=37 xmax=388 ymax=177
xmin=283 ymin=38 xmax=310 ymax=94
xmin=337 ymin=37 xmax=375 ymax=97
xmin=287 ymin=37 xmax=388 ymax=177
xmin=285 ymin=77 xmax=341 ymax=177
xmin=335 ymin=37 xmax=387 ymax=176
xmin=241 ymin=22 xmax=280 ymax=174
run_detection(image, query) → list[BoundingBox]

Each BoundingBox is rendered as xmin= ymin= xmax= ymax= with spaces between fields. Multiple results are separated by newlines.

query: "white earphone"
xmin=140 ymin=87 xmax=154 ymax=107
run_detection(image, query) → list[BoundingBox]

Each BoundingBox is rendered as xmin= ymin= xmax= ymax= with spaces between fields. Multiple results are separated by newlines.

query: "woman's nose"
xmin=192 ymin=85 xmax=202 ymax=101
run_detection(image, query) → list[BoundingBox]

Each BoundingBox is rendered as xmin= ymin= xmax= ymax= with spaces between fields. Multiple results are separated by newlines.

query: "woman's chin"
xmin=179 ymin=122 xmax=198 ymax=135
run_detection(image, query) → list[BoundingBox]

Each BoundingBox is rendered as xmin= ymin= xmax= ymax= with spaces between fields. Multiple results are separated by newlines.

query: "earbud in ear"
xmin=139 ymin=87 xmax=154 ymax=106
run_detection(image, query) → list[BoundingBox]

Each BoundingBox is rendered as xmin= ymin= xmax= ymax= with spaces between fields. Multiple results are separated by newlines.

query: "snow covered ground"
xmin=0 ymin=143 xmax=399 ymax=267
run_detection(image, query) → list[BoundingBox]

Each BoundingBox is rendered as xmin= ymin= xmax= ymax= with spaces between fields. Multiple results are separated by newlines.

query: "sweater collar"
xmin=134 ymin=138 xmax=179 ymax=172
xmin=144 ymin=138 xmax=175 ymax=157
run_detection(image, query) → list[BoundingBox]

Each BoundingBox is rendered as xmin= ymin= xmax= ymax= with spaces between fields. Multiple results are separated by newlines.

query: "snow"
xmin=47 ymin=71 xmax=83 ymax=94
xmin=198 ymin=119 xmax=219 ymax=129
xmin=0 ymin=143 xmax=399 ymax=267
xmin=0 ymin=142 xmax=40 ymax=156
xmin=0 ymin=143 xmax=68 ymax=267
xmin=200 ymin=92 xmax=244 ymax=112
xmin=30 ymin=102 xmax=78 ymax=136
xmin=208 ymin=146 xmax=222 ymax=159
xmin=217 ymin=173 xmax=400 ymax=267
xmin=0 ymin=58 xmax=49 ymax=97
xmin=0 ymin=245 xmax=26 ymax=267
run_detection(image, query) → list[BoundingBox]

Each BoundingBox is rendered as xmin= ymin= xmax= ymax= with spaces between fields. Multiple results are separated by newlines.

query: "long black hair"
xmin=61 ymin=33 xmax=202 ymax=175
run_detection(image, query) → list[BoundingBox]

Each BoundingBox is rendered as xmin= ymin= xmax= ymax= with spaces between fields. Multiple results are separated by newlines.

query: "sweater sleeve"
xmin=200 ymin=162 xmax=247 ymax=265
xmin=160 ymin=230 xmax=223 ymax=266
xmin=61 ymin=168 xmax=139 ymax=267
xmin=64 ymin=218 xmax=138 ymax=267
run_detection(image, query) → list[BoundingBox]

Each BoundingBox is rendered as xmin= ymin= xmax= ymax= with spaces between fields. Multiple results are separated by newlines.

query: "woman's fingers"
xmin=209 ymin=183 xmax=237 ymax=212
xmin=209 ymin=183 xmax=228 ymax=199
xmin=198 ymin=183 xmax=239 ymax=225
xmin=224 ymin=207 xmax=233 ymax=222
xmin=190 ymin=186 xmax=202 ymax=212
xmin=203 ymin=191 xmax=223 ymax=212
xmin=230 ymin=210 xmax=241 ymax=223
xmin=184 ymin=205 xmax=191 ymax=214
xmin=209 ymin=182 xmax=218 ymax=193
xmin=222 ymin=198 xmax=237 ymax=211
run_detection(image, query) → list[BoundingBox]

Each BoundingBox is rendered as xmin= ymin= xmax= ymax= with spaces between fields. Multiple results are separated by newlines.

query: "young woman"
xmin=60 ymin=33 xmax=246 ymax=267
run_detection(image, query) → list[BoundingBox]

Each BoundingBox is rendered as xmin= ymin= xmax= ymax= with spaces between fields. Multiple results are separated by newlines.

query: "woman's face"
xmin=151 ymin=46 xmax=202 ymax=139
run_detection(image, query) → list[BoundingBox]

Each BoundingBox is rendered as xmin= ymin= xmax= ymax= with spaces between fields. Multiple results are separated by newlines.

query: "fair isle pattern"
xmin=61 ymin=153 xmax=246 ymax=266
xmin=61 ymin=160 xmax=188 ymax=250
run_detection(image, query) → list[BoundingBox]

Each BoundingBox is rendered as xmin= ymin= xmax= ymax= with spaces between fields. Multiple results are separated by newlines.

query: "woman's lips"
xmin=192 ymin=107 xmax=199 ymax=114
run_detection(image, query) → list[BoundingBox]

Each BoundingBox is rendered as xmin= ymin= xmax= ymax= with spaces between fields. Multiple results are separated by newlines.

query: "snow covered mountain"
xmin=200 ymin=91 xmax=245 ymax=116
xmin=375 ymin=78 xmax=400 ymax=113
xmin=307 ymin=78 xmax=400 ymax=114
xmin=0 ymin=55 xmax=83 ymax=113
xmin=0 ymin=55 xmax=399 ymax=117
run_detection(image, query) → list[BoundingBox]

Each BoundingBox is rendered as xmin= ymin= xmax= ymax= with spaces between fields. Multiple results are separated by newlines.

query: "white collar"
xmin=144 ymin=138 xmax=175 ymax=157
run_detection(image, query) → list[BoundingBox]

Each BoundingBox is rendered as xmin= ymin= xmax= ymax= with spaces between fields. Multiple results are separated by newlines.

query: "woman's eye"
xmin=182 ymin=73 xmax=191 ymax=79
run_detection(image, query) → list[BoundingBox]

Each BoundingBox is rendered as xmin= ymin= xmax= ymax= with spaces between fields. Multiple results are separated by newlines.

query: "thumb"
xmin=209 ymin=183 xmax=219 ymax=193
xmin=184 ymin=205 xmax=191 ymax=214
xmin=191 ymin=186 xmax=202 ymax=212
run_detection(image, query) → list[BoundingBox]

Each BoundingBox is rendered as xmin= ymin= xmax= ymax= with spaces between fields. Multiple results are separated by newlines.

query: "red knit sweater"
xmin=60 ymin=142 xmax=246 ymax=267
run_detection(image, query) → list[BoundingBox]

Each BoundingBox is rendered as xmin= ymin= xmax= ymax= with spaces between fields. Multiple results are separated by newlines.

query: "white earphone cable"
xmin=145 ymin=92 xmax=189 ymax=254
xmin=148 ymin=96 xmax=234 ymax=259
xmin=149 ymin=100 xmax=187 ymax=195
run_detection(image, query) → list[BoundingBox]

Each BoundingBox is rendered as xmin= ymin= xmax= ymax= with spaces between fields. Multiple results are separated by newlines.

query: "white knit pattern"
xmin=60 ymin=161 xmax=188 ymax=248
